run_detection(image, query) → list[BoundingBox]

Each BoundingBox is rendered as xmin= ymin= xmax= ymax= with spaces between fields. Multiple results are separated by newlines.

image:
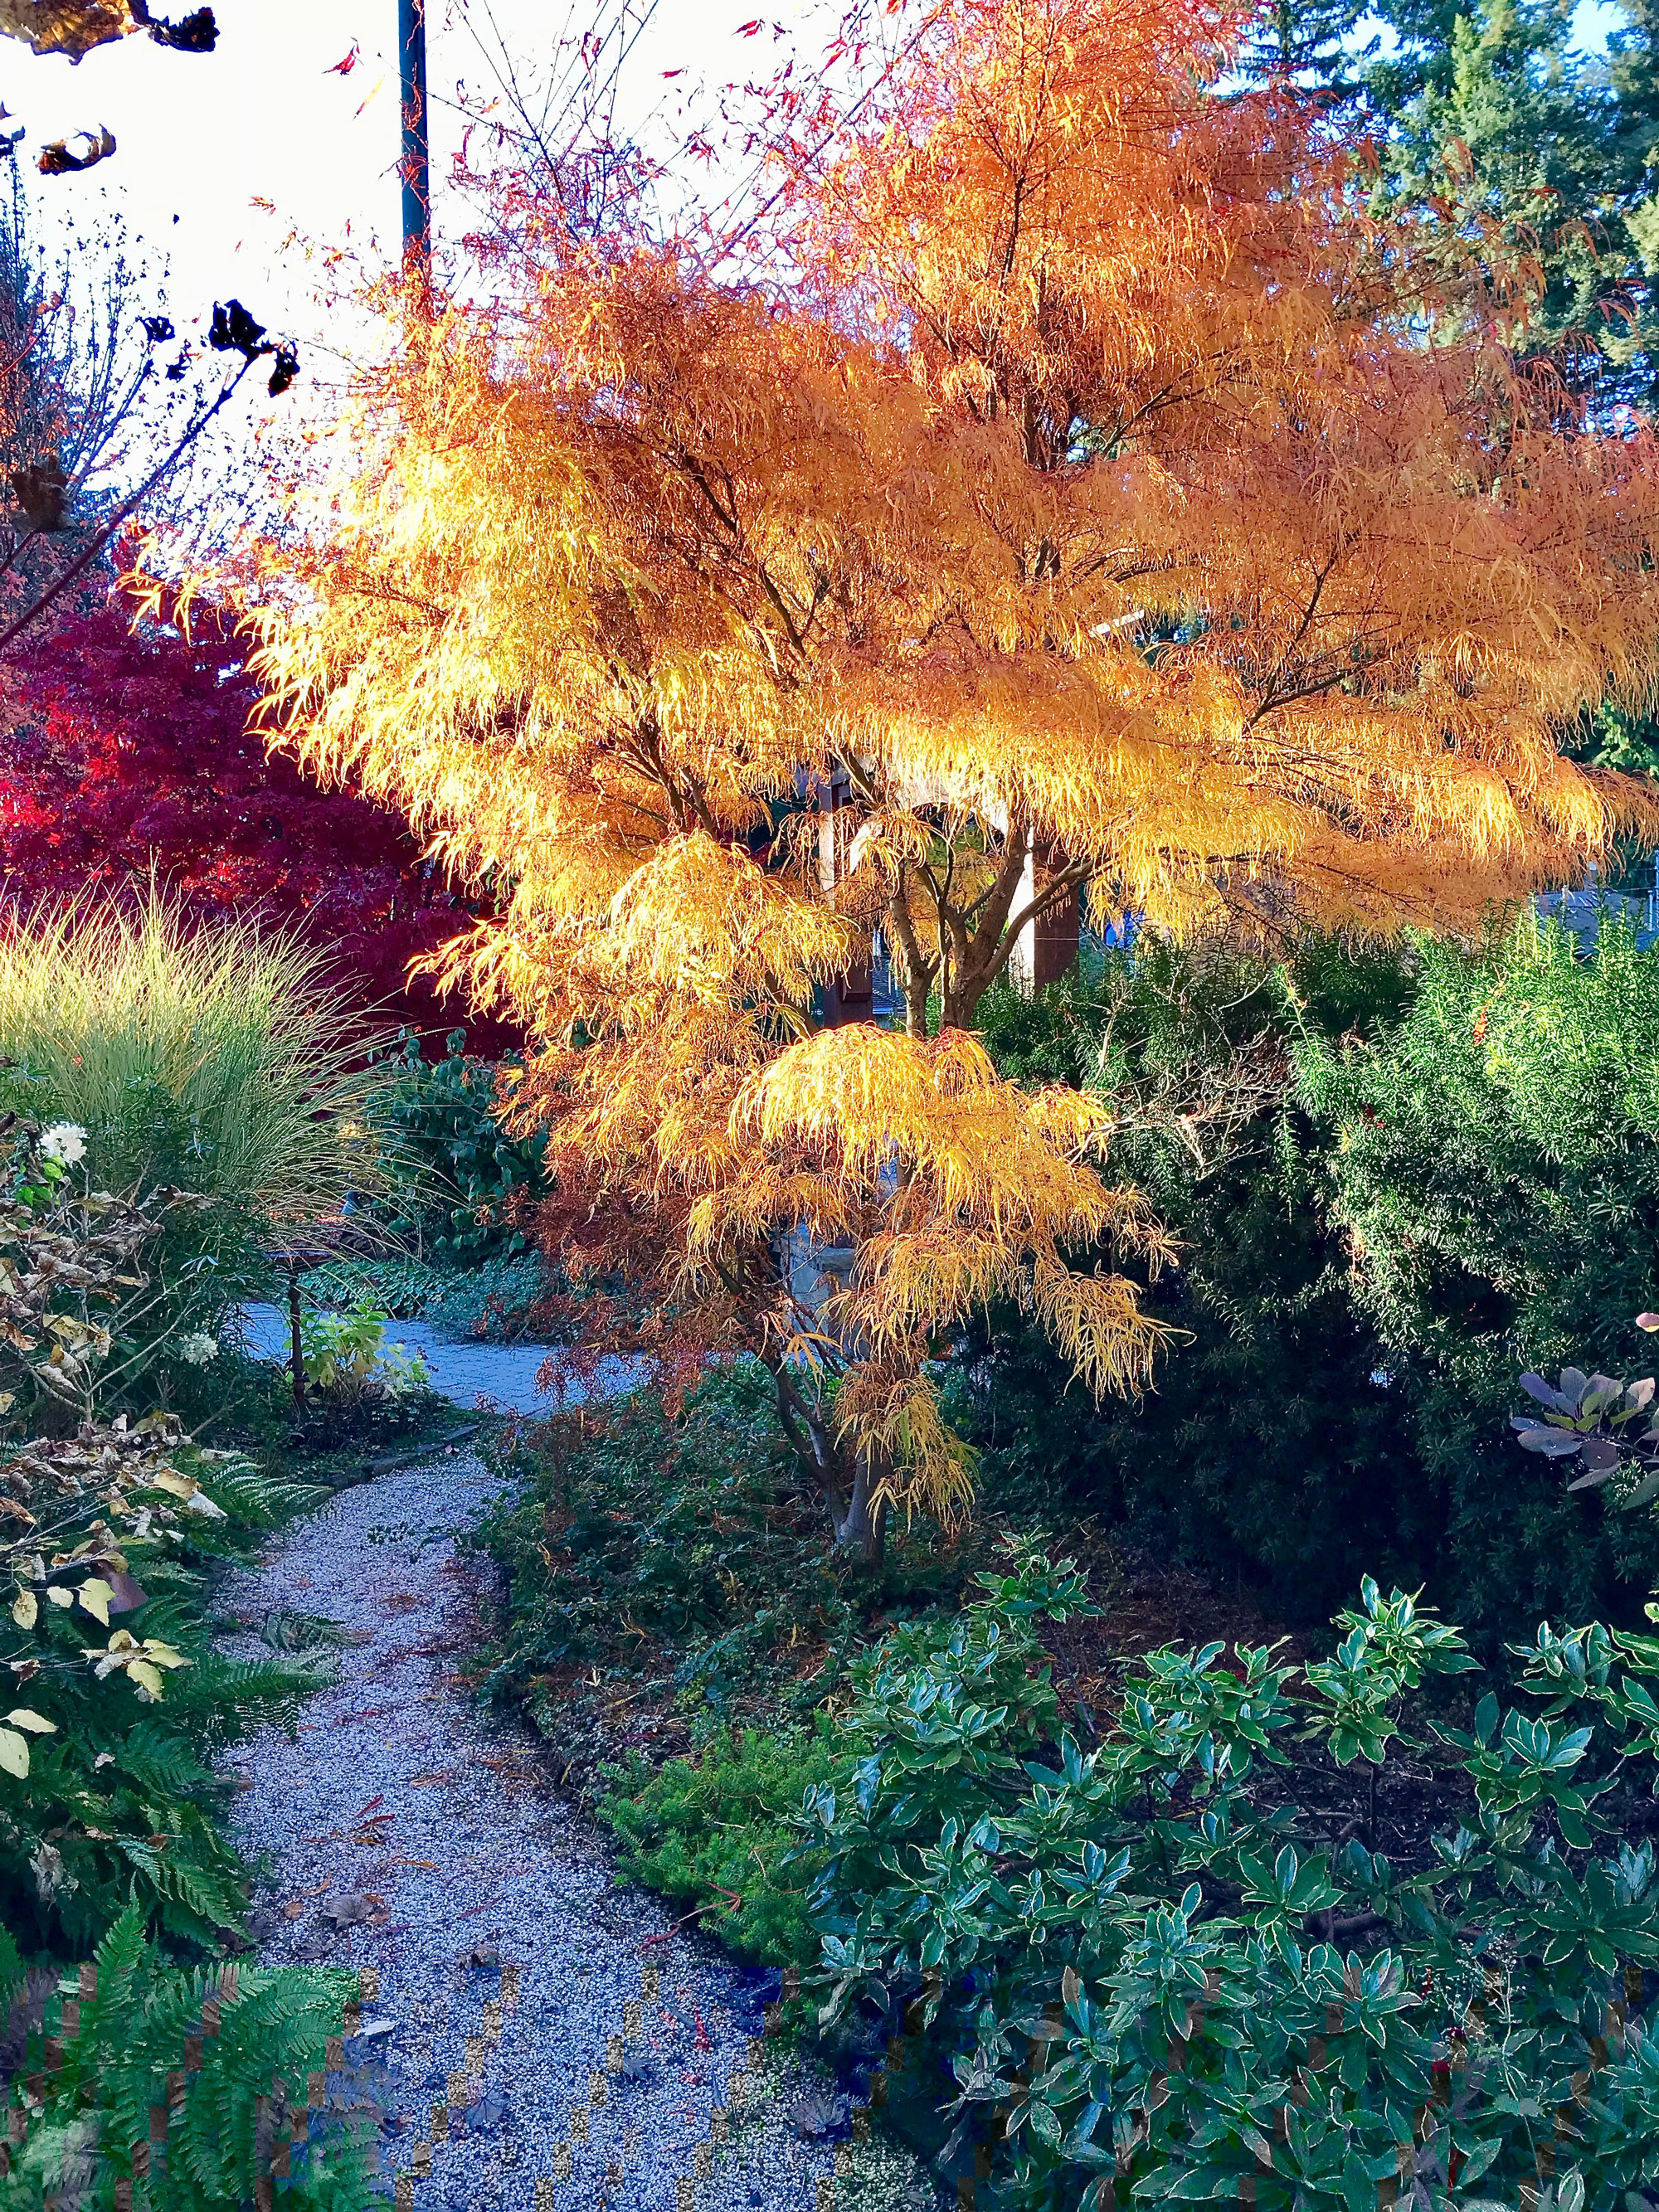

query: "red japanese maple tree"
xmin=0 ymin=596 xmax=518 ymax=1053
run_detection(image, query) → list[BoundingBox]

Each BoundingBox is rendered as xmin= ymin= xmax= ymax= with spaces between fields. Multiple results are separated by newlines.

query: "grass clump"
xmin=0 ymin=886 xmax=390 ymax=1383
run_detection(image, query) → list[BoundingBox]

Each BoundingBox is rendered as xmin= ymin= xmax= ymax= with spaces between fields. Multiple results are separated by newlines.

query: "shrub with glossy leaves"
xmin=796 ymin=1540 xmax=1659 ymax=2207
xmin=366 ymin=1029 xmax=548 ymax=1262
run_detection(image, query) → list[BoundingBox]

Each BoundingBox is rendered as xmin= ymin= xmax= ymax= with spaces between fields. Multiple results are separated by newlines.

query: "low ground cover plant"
xmin=474 ymin=1362 xmax=985 ymax=1787
xmin=599 ymin=1722 xmax=835 ymax=1967
xmin=306 ymin=1254 xmax=556 ymax=1344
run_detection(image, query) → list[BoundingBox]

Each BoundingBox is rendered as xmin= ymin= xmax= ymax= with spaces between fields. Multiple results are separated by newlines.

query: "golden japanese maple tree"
xmin=222 ymin=0 xmax=1659 ymax=1558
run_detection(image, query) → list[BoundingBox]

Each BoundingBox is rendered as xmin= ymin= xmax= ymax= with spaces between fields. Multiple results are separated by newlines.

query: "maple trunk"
xmin=833 ymin=1454 xmax=890 ymax=1568
xmin=771 ymin=1365 xmax=888 ymax=1565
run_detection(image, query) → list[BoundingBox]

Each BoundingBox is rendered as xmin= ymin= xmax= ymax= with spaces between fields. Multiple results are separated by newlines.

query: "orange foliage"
xmin=196 ymin=0 xmax=1659 ymax=1553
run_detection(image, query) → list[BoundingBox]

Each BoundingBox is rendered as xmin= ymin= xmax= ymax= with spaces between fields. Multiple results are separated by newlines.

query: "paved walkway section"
xmin=236 ymin=1305 xmax=637 ymax=1418
xmin=216 ymin=1444 xmax=940 ymax=2211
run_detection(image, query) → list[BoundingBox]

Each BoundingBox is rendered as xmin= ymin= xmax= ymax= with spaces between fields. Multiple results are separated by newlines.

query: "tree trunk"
xmin=886 ymin=887 xmax=937 ymax=1038
xmin=832 ymin=1446 xmax=890 ymax=1566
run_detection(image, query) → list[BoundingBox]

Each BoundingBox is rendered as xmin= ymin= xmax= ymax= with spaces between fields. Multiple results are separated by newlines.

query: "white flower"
xmin=37 ymin=1122 xmax=86 ymax=1167
xmin=177 ymin=1332 xmax=220 ymax=1367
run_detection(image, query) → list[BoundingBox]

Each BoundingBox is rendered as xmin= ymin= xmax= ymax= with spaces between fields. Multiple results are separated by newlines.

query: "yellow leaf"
xmin=144 ymin=1471 xmax=197 ymax=1502
xmin=11 ymin=1589 xmax=35 ymax=1629
xmin=0 ymin=1728 xmax=29 ymax=1778
xmin=127 ymin=1661 xmax=164 ymax=1699
xmin=77 ymin=1579 xmax=112 ymax=1627
xmin=46 ymin=1587 xmax=72 ymax=1609
xmin=4 ymin=1709 xmax=54 ymax=1733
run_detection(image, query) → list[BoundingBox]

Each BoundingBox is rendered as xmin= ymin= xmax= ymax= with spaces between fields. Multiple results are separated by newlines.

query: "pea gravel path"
xmin=239 ymin=1304 xmax=571 ymax=1418
xmin=215 ymin=1439 xmax=943 ymax=2212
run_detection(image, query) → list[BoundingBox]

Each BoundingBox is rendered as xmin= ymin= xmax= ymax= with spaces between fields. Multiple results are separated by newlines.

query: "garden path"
xmin=238 ymin=1304 xmax=573 ymax=1417
xmin=216 ymin=1352 xmax=940 ymax=2210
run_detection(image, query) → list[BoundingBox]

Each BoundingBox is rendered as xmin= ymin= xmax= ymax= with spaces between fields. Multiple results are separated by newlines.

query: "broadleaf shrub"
xmin=0 ymin=1135 xmax=333 ymax=1955
xmin=366 ymin=1029 xmax=548 ymax=1262
xmin=795 ymin=1540 xmax=1659 ymax=2207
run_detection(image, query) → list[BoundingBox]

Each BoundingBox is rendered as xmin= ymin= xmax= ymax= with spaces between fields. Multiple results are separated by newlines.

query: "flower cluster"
xmin=176 ymin=1331 xmax=220 ymax=1367
xmin=37 ymin=1122 xmax=86 ymax=1169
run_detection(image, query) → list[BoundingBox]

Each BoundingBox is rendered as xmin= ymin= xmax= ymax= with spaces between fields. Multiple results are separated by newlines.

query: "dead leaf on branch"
xmin=0 ymin=0 xmax=214 ymax=60
xmin=36 ymin=126 xmax=114 ymax=177
xmin=9 ymin=458 xmax=66 ymax=531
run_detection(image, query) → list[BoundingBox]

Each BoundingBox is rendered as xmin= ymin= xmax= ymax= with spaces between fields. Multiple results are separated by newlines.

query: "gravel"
xmin=216 ymin=1436 xmax=946 ymax=2211
xmin=237 ymin=1303 xmax=614 ymax=1418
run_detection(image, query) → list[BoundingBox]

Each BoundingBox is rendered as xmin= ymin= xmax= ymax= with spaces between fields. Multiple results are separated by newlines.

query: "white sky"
xmin=0 ymin=0 xmax=1635 ymax=427
xmin=1 ymin=0 xmax=821 ymax=359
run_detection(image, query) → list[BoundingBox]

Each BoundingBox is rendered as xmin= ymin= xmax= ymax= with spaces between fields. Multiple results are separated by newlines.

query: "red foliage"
xmin=0 ymin=600 xmax=520 ymax=1055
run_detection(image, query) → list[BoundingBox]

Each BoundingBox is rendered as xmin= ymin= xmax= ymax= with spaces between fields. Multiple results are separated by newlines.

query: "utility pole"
xmin=398 ymin=0 xmax=431 ymax=284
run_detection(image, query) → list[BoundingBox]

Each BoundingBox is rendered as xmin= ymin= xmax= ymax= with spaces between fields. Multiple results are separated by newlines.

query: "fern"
xmin=155 ymin=1664 xmax=326 ymax=1755
xmin=1 ymin=1908 xmax=372 ymax=2210
xmin=110 ymin=1723 xmax=216 ymax=1804
xmin=192 ymin=1454 xmax=327 ymax=1533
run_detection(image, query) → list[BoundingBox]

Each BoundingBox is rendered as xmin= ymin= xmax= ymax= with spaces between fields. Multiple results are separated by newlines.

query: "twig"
xmin=0 ymin=353 xmax=258 ymax=662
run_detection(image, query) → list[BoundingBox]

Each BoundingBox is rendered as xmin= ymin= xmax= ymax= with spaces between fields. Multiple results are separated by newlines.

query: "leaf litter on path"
xmin=212 ymin=1442 xmax=943 ymax=2210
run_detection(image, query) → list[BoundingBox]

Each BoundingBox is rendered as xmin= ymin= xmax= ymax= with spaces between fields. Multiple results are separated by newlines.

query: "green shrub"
xmin=366 ymin=1028 xmax=547 ymax=1262
xmin=0 ymin=1145 xmax=333 ymax=1957
xmin=303 ymin=1252 xmax=554 ymax=1339
xmin=0 ymin=887 xmax=387 ymax=1388
xmin=423 ymin=1253 xmax=552 ymax=1340
xmin=0 ymin=1905 xmax=370 ymax=2210
xmin=0 ymin=1926 xmax=21 ymax=2006
xmin=964 ymin=934 xmax=1423 ymax=1622
xmin=298 ymin=1303 xmax=431 ymax=1405
xmin=599 ymin=1722 xmax=836 ymax=1966
xmin=303 ymin=1253 xmax=451 ymax=1320
xmin=796 ymin=1539 xmax=1659 ymax=2209
xmin=0 ymin=1128 xmax=372 ymax=2212
xmin=1296 ymin=912 xmax=1659 ymax=1633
